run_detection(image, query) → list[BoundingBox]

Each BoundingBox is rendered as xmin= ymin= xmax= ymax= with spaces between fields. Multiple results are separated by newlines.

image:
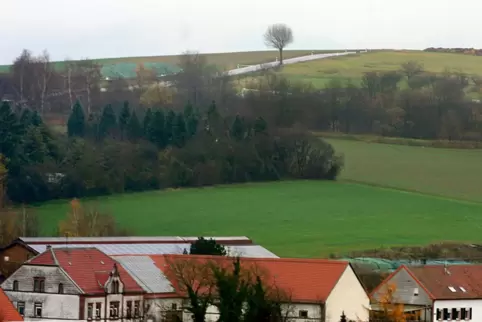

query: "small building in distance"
xmin=371 ymin=264 xmax=482 ymax=321
xmin=1 ymin=247 xmax=144 ymax=321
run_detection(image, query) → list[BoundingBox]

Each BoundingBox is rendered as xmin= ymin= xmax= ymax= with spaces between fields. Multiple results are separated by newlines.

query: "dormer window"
xmin=12 ymin=280 xmax=18 ymax=291
xmin=112 ymin=280 xmax=119 ymax=294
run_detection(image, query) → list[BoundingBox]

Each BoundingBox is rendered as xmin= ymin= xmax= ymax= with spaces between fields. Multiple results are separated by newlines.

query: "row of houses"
xmin=1 ymin=236 xmax=481 ymax=322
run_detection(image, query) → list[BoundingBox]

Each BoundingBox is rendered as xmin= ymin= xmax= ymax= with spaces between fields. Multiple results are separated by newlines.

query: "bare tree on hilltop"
xmin=264 ymin=24 xmax=294 ymax=65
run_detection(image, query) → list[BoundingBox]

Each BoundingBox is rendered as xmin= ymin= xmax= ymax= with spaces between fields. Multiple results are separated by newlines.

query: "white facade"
xmin=433 ymin=299 xmax=480 ymax=322
xmin=325 ymin=265 xmax=370 ymax=322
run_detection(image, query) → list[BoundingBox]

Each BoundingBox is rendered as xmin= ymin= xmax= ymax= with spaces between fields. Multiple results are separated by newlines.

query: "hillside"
xmin=241 ymin=50 xmax=482 ymax=88
xmin=0 ymin=50 xmax=333 ymax=73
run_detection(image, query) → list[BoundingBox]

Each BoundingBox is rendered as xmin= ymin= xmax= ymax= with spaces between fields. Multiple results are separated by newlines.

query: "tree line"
xmin=0 ymin=98 xmax=342 ymax=204
xmin=424 ymin=47 xmax=482 ymax=56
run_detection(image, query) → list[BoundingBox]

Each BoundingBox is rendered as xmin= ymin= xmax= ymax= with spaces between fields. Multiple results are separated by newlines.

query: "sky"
xmin=2 ymin=0 xmax=481 ymax=64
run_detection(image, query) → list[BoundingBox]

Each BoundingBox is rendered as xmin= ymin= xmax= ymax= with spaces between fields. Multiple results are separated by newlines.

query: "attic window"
xmin=460 ymin=286 xmax=467 ymax=292
xmin=448 ymin=286 xmax=457 ymax=292
xmin=413 ymin=287 xmax=419 ymax=296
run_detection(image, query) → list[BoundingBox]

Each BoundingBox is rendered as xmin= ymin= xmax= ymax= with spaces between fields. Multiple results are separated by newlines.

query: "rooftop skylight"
xmin=448 ymin=286 xmax=456 ymax=292
xmin=460 ymin=286 xmax=467 ymax=292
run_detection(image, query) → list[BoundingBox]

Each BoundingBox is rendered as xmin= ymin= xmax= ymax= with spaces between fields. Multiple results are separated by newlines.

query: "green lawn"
xmin=327 ymin=138 xmax=482 ymax=203
xmin=33 ymin=180 xmax=482 ymax=257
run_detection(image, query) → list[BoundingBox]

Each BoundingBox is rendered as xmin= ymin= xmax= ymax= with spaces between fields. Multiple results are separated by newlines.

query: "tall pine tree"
xmin=98 ymin=104 xmax=117 ymax=139
xmin=67 ymin=101 xmax=85 ymax=138
xmin=126 ymin=111 xmax=142 ymax=141
xmin=0 ymin=101 xmax=21 ymax=158
xmin=118 ymin=101 xmax=131 ymax=140
xmin=150 ymin=109 xmax=166 ymax=148
xmin=230 ymin=115 xmax=245 ymax=141
xmin=172 ymin=112 xmax=187 ymax=147
xmin=184 ymin=101 xmax=199 ymax=138
xmin=143 ymin=108 xmax=153 ymax=139
xmin=165 ymin=109 xmax=176 ymax=144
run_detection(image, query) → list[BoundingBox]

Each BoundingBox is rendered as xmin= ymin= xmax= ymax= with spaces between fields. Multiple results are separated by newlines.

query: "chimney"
xmin=444 ymin=263 xmax=451 ymax=275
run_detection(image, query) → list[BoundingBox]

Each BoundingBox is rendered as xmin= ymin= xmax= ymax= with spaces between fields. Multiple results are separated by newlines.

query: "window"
xmin=448 ymin=286 xmax=456 ymax=292
xmin=436 ymin=308 xmax=441 ymax=321
xmin=460 ymin=286 xmax=467 ymax=292
xmin=112 ymin=280 xmax=120 ymax=294
xmin=452 ymin=308 xmax=459 ymax=320
xmin=134 ymin=301 xmax=140 ymax=317
xmin=34 ymin=302 xmax=43 ymax=317
xmin=443 ymin=308 xmax=450 ymax=320
xmin=171 ymin=303 xmax=177 ymax=311
xmin=126 ymin=301 xmax=132 ymax=318
xmin=16 ymin=301 xmax=25 ymax=316
xmin=58 ymin=283 xmax=64 ymax=294
xmin=12 ymin=280 xmax=18 ymax=291
xmin=299 ymin=310 xmax=308 ymax=318
xmin=110 ymin=301 xmax=120 ymax=319
xmin=413 ymin=287 xmax=419 ymax=296
xmin=34 ymin=277 xmax=45 ymax=292
xmin=95 ymin=303 xmax=102 ymax=319
xmin=468 ymin=308 xmax=473 ymax=320
xmin=87 ymin=303 xmax=94 ymax=320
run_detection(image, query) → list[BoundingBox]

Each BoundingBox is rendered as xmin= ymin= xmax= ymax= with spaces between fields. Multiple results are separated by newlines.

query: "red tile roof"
xmin=0 ymin=288 xmax=23 ymax=321
xmin=151 ymin=255 xmax=350 ymax=303
xmin=409 ymin=265 xmax=482 ymax=300
xmin=28 ymin=248 xmax=143 ymax=294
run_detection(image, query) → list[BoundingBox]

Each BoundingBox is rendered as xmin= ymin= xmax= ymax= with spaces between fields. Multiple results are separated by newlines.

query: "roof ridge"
xmin=158 ymin=254 xmax=348 ymax=264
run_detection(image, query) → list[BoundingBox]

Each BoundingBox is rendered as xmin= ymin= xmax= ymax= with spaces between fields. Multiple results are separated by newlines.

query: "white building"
xmin=1 ymin=247 xmax=144 ymax=321
xmin=371 ymin=264 xmax=482 ymax=321
xmin=117 ymin=254 xmax=369 ymax=322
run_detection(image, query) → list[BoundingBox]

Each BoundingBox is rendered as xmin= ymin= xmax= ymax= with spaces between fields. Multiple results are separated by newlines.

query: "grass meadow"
xmin=35 ymin=178 xmax=482 ymax=258
xmin=274 ymin=50 xmax=482 ymax=88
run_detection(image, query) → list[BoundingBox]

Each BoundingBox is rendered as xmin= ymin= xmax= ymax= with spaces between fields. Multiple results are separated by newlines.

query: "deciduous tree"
xmin=264 ymin=24 xmax=294 ymax=64
xmin=190 ymin=237 xmax=227 ymax=256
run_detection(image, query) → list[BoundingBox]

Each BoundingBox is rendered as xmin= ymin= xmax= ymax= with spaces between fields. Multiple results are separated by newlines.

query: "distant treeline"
xmin=0 ymin=99 xmax=342 ymax=204
xmin=424 ymin=47 xmax=482 ymax=56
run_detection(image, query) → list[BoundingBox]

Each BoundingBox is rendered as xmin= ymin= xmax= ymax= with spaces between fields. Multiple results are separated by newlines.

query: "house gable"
xmin=2 ymin=264 xmax=82 ymax=294
xmin=325 ymin=265 xmax=369 ymax=322
xmin=371 ymin=267 xmax=432 ymax=306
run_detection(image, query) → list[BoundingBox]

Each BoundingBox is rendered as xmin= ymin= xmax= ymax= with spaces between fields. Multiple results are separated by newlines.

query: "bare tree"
xmin=77 ymin=59 xmax=102 ymax=114
xmin=33 ymin=49 xmax=53 ymax=115
xmin=11 ymin=49 xmax=35 ymax=103
xmin=264 ymin=24 xmax=294 ymax=65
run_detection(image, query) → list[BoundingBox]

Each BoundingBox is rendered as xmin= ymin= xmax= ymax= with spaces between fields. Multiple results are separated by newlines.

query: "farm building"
xmin=119 ymin=254 xmax=369 ymax=322
xmin=0 ymin=236 xmax=278 ymax=280
xmin=371 ymin=264 xmax=482 ymax=321
xmin=1 ymin=247 xmax=144 ymax=321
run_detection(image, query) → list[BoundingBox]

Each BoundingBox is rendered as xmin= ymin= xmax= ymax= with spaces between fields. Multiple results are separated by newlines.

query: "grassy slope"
xmin=0 ymin=50 xmax=332 ymax=73
xmin=277 ymin=50 xmax=482 ymax=87
xmin=34 ymin=180 xmax=482 ymax=257
xmin=327 ymin=138 xmax=482 ymax=203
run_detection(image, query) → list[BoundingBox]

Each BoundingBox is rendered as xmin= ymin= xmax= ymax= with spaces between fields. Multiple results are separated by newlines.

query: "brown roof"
xmin=408 ymin=265 xmax=482 ymax=300
xmin=372 ymin=264 xmax=482 ymax=300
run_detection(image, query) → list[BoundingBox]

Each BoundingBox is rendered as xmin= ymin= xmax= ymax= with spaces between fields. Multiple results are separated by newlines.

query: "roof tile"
xmin=30 ymin=248 xmax=143 ymax=294
xmin=0 ymin=288 xmax=23 ymax=321
xmin=408 ymin=265 xmax=482 ymax=300
xmin=151 ymin=255 xmax=349 ymax=303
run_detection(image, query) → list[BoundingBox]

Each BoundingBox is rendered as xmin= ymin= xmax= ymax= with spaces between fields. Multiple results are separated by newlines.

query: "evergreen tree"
xmin=143 ymin=108 xmax=153 ymax=139
xmin=98 ymin=104 xmax=117 ymax=139
xmin=230 ymin=115 xmax=245 ymax=141
xmin=31 ymin=111 xmax=43 ymax=127
xmin=67 ymin=101 xmax=86 ymax=138
xmin=150 ymin=109 xmax=166 ymax=148
xmin=254 ymin=116 xmax=268 ymax=134
xmin=172 ymin=112 xmax=187 ymax=147
xmin=0 ymin=101 xmax=21 ymax=158
xmin=126 ymin=111 xmax=142 ymax=141
xmin=184 ymin=101 xmax=199 ymax=138
xmin=19 ymin=108 xmax=32 ymax=129
xmin=165 ymin=109 xmax=176 ymax=144
xmin=118 ymin=101 xmax=131 ymax=140
xmin=190 ymin=237 xmax=227 ymax=256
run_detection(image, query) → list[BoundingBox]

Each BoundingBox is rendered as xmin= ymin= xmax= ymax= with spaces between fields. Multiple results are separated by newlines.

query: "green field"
xmin=327 ymin=138 xmax=482 ymax=203
xmin=35 ymin=178 xmax=482 ymax=257
xmin=269 ymin=50 xmax=482 ymax=88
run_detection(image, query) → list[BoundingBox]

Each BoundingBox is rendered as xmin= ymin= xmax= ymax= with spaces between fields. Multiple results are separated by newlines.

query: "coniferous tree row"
xmin=2 ymin=99 xmax=341 ymax=204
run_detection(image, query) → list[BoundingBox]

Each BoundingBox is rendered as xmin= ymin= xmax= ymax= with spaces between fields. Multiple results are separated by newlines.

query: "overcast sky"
xmin=2 ymin=0 xmax=481 ymax=64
